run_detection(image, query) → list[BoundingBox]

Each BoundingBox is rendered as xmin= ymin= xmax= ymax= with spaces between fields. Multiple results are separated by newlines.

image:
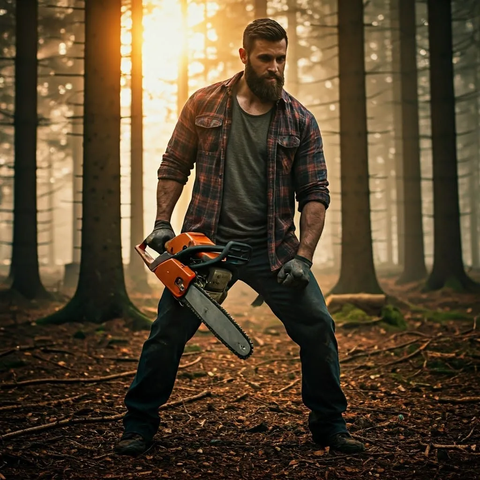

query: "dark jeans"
xmin=123 ymin=247 xmax=348 ymax=443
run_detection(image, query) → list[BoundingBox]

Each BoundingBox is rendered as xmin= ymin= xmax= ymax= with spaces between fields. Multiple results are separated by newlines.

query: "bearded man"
xmin=115 ymin=18 xmax=365 ymax=456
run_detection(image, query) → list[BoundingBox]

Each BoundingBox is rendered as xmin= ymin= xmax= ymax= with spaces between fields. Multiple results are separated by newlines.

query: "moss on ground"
xmin=380 ymin=304 xmax=408 ymax=330
xmin=409 ymin=304 xmax=472 ymax=323
xmin=333 ymin=303 xmax=371 ymax=324
xmin=333 ymin=303 xmax=407 ymax=331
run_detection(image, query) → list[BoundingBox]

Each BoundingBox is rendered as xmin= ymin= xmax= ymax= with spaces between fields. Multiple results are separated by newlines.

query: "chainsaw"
xmin=135 ymin=232 xmax=254 ymax=360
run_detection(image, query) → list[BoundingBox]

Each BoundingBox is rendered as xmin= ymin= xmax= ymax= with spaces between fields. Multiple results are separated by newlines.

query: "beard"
xmin=244 ymin=60 xmax=284 ymax=102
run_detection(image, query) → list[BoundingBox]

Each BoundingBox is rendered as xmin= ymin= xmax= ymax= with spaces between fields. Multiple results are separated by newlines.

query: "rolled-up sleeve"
xmin=157 ymin=94 xmax=198 ymax=185
xmin=293 ymin=114 xmax=330 ymax=211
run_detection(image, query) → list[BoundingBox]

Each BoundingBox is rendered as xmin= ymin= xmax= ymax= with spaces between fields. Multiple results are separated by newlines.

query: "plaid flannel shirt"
xmin=158 ymin=72 xmax=330 ymax=271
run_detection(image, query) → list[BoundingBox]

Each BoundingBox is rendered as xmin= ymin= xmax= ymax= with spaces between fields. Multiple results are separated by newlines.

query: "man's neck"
xmin=235 ymin=76 xmax=275 ymax=116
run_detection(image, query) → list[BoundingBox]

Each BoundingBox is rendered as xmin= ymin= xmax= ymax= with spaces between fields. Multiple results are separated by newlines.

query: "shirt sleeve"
xmin=293 ymin=113 xmax=330 ymax=211
xmin=157 ymin=94 xmax=198 ymax=185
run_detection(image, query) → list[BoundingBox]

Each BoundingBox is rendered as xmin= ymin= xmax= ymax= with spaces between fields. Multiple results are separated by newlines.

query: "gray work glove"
xmin=145 ymin=220 xmax=175 ymax=254
xmin=277 ymin=255 xmax=312 ymax=289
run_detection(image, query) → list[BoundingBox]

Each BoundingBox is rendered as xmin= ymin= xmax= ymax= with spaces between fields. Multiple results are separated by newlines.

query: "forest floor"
xmin=0 ymin=268 xmax=480 ymax=480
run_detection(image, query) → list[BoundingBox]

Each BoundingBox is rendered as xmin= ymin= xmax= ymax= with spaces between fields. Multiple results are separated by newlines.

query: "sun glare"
xmin=120 ymin=1 xmax=221 ymax=253
xmin=121 ymin=0 xmax=219 ymax=118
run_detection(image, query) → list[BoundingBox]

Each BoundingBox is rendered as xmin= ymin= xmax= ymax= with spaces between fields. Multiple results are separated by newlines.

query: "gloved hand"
xmin=277 ymin=255 xmax=312 ymax=289
xmin=145 ymin=220 xmax=175 ymax=254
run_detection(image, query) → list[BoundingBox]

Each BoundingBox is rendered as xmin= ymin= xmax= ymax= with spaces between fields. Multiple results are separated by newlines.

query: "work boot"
xmin=114 ymin=432 xmax=151 ymax=456
xmin=323 ymin=432 xmax=365 ymax=454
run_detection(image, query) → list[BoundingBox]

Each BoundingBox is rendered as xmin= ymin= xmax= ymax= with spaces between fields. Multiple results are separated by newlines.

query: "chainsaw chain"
xmin=181 ymin=283 xmax=254 ymax=360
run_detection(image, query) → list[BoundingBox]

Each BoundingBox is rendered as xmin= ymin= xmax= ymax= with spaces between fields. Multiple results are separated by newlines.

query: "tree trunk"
xmin=10 ymin=0 xmax=48 ymax=299
xmin=390 ymin=0 xmax=405 ymax=268
xmin=254 ymin=0 xmax=267 ymax=18
xmin=396 ymin=0 xmax=427 ymax=283
xmin=470 ymin=7 xmax=480 ymax=269
xmin=177 ymin=0 xmax=189 ymax=116
xmin=286 ymin=0 xmax=298 ymax=98
xmin=128 ymin=0 xmax=150 ymax=291
xmin=174 ymin=0 xmax=191 ymax=231
xmin=331 ymin=0 xmax=382 ymax=294
xmin=63 ymin=102 xmax=82 ymax=289
xmin=425 ymin=0 xmax=477 ymax=291
xmin=38 ymin=0 xmax=150 ymax=329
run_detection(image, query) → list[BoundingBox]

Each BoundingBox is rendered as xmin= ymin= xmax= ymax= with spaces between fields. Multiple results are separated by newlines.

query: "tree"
xmin=128 ymin=0 xmax=150 ymax=291
xmin=286 ymin=0 xmax=299 ymax=98
xmin=38 ymin=0 xmax=150 ymax=329
xmin=331 ymin=0 xmax=382 ymax=294
xmin=10 ymin=0 xmax=48 ymax=299
xmin=425 ymin=0 xmax=478 ymax=291
xmin=390 ymin=0 xmax=405 ymax=268
xmin=396 ymin=0 xmax=427 ymax=283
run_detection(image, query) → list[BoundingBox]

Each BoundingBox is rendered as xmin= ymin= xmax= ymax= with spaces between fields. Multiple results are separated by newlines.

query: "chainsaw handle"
xmin=135 ymin=241 xmax=174 ymax=271
xmin=135 ymin=241 xmax=155 ymax=268
xmin=173 ymin=241 xmax=252 ymax=270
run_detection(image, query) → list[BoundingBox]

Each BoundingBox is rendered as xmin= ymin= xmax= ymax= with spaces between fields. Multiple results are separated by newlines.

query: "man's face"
xmin=240 ymin=38 xmax=286 ymax=102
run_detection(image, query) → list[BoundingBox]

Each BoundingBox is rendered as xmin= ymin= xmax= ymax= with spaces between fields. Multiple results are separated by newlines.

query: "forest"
xmin=0 ymin=0 xmax=479 ymax=478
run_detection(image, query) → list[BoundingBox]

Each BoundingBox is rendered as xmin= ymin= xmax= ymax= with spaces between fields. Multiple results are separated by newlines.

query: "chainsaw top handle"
xmin=172 ymin=240 xmax=253 ymax=271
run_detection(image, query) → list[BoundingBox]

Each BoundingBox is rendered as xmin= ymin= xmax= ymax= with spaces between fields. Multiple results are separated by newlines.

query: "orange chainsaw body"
xmin=165 ymin=232 xmax=219 ymax=262
xmin=135 ymin=232 xmax=220 ymax=299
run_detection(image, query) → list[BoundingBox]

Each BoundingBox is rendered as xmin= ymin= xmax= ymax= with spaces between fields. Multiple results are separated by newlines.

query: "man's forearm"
xmin=297 ymin=201 xmax=326 ymax=262
xmin=155 ymin=179 xmax=184 ymax=222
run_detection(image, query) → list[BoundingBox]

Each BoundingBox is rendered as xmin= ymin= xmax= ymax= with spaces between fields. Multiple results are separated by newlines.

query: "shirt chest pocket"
xmin=195 ymin=114 xmax=223 ymax=155
xmin=277 ymin=135 xmax=300 ymax=174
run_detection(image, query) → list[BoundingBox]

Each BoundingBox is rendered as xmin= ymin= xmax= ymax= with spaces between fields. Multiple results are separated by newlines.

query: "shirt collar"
xmin=222 ymin=71 xmax=289 ymax=106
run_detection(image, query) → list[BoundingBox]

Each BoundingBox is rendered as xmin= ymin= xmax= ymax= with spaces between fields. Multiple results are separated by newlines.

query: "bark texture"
xmin=426 ymin=0 xmax=477 ymax=291
xmin=331 ymin=0 xmax=382 ymax=294
xmin=39 ymin=0 xmax=150 ymax=329
xmin=128 ymin=0 xmax=150 ymax=291
xmin=10 ymin=0 xmax=48 ymax=299
xmin=396 ymin=0 xmax=427 ymax=284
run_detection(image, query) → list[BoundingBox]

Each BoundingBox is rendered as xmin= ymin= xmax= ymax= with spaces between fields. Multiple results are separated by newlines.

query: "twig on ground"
xmin=233 ymin=393 xmax=249 ymax=402
xmin=340 ymin=339 xmax=423 ymax=363
xmin=422 ymin=442 xmax=477 ymax=451
xmin=178 ymin=356 xmax=202 ymax=369
xmin=0 ymin=390 xmax=211 ymax=441
xmin=0 ymin=343 xmax=56 ymax=359
xmin=275 ymin=378 xmax=300 ymax=394
xmin=30 ymin=353 xmax=71 ymax=370
xmin=0 ymin=393 xmax=89 ymax=412
xmin=94 ymin=356 xmax=138 ymax=362
xmin=381 ymin=339 xmax=433 ymax=366
xmin=255 ymin=356 xmax=300 ymax=367
xmin=0 ymin=370 xmax=137 ymax=389
xmin=436 ymin=396 xmax=480 ymax=404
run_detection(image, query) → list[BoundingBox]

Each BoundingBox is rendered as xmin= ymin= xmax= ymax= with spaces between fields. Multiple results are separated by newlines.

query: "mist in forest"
xmin=0 ymin=0 xmax=478 ymax=294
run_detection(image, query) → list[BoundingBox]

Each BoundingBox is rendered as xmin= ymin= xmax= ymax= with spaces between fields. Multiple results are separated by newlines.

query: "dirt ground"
xmin=1 ymin=268 xmax=479 ymax=480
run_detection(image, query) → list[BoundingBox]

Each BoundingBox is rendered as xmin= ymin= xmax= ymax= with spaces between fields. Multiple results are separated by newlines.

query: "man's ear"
xmin=239 ymin=47 xmax=248 ymax=65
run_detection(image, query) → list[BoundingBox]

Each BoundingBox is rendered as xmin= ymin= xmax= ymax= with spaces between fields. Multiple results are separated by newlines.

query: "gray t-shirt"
xmin=215 ymin=94 xmax=273 ymax=247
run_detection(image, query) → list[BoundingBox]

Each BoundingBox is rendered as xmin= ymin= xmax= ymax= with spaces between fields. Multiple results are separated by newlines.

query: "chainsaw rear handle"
xmin=135 ymin=238 xmax=252 ymax=272
xmin=172 ymin=241 xmax=252 ymax=270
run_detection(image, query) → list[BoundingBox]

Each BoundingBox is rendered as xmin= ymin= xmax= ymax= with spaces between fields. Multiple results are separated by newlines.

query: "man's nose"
xmin=267 ymin=61 xmax=279 ymax=72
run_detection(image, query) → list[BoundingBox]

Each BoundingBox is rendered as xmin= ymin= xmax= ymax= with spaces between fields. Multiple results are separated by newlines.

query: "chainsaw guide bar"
xmin=181 ymin=284 xmax=254 ymax=360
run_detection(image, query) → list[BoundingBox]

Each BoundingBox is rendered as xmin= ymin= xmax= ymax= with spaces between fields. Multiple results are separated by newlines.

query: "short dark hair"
xmin=242 ymin=18 xmax=288 ymax=52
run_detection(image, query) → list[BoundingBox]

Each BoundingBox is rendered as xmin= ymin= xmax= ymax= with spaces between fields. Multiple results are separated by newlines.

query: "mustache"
xmin=264 ymin=73 xmax=282 ymax=80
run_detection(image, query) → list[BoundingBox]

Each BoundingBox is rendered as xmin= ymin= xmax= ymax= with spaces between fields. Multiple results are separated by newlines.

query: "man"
xmin=115 ymin=18 xmax=364 ymax=456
